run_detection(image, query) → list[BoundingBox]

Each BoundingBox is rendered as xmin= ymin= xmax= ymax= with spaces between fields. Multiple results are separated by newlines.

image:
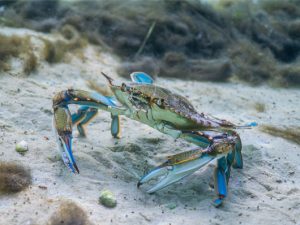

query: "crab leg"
xmin=111 ymin=113 xmax=121 ymax=138
xmin=71 ymin=106 xmax=98 ymax=137
xmin=72 ymin=107 xmax=122 ymax=138
xmin=232 ymin=133 xmax=243 ymax=169
xmin=213 ymin=156 xmax=229 ymax=207
xmin=52 ymin=89 xmax=126 ymax=173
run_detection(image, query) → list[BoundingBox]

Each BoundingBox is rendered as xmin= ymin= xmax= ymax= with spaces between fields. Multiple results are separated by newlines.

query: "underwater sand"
xmin=0 ymin=27 xmax=300 ymax=225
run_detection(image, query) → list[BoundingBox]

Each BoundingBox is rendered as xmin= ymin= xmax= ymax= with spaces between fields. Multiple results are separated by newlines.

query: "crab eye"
xmin=155 ymin=98 xmax=163 ymax=106
xmin=121 ymin=83 xmax=127 ymax=92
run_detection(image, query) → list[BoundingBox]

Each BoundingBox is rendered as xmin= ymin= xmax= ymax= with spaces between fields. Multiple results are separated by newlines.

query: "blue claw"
xmin=137 ymin=166 xmax=168 ymax=188
xmin=130 ymin=72 xmax=154 ymax=84
xmin=53 ymin=107 xmax=80 ymax=174
xmin=53 ymin=118 xmax=79 ymax=174
xmin=138 ymin=154 xmax=214 ymax=193
xmin=58 ymin=134 xmax=79 ymax=174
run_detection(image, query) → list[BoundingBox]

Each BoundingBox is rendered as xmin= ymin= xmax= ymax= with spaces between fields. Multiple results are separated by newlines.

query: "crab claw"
xmin=53 ymin=107 xmax=79 ymax=174
xmin=57 ymin=134 xmax=79 ymax=174
xmin=138 ymin=153 xmax=215 ymax=193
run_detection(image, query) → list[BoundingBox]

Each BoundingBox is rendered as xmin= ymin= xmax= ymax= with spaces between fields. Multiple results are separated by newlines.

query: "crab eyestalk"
xmin=101 ymin=72 xmax=129 ymax=94
xmin=53 ymin=106 xmax=79 ymax=174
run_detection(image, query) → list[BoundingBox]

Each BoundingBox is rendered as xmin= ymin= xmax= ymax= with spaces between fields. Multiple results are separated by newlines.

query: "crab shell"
xmin=111 ymin=82 xmax=234 ymax=130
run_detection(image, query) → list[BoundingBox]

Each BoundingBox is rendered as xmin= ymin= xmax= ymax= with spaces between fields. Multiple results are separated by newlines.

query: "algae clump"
xmin=0 ymin=162 xmax=32 ymax=194
xmin=48 ymin=201 xmax=92 ymax=225
xmin=260 ymin=125 xmax=300 ymax=145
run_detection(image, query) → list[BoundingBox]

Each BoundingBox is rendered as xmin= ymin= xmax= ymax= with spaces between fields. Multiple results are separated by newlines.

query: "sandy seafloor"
xmin=0 ymin=28 xmax=300 ymax=225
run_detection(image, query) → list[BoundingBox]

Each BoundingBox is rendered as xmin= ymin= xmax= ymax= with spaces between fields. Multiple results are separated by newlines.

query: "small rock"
xmin=99 ymin=190 xmax=117 ymax=208
xmin=15 ymin=140 xmax=28 ymax=155
xmin=38 ymin=185 xmax=47 ymax=190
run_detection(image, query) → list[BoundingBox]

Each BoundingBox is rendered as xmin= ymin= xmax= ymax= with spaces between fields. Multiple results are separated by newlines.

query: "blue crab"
xmin=52 ymin=72 xmax=256 ymax=207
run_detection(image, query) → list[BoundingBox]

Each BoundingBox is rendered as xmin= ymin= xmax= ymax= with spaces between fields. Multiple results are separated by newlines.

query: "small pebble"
xmin=15 ymin=140 xmax=28 ymax=155
xmin=99 ymin=190 xmax=117 ymax=208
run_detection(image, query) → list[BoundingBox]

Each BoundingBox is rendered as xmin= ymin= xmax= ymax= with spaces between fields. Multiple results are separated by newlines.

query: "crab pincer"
xmin=138 ymin=148 xmax=215 ymax=193
xmin=53 ymin=106 xmax=79 ymax=174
